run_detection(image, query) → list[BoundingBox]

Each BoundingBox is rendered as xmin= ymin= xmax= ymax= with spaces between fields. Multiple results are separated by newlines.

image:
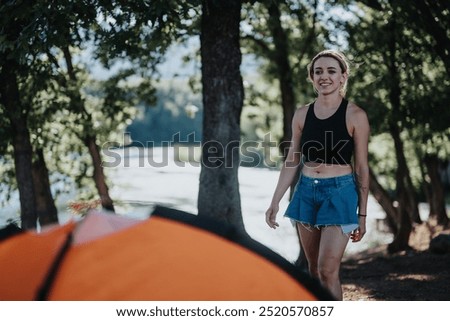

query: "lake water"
xmin=1 ymin=147 xmax=400 ymax=263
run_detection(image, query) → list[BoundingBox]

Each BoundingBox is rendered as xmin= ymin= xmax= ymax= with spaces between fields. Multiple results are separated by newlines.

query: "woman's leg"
xmin=318 ymin=226 xmax=349 ymax=300
xmin=297 ymin=223 xmax=321 ymax=279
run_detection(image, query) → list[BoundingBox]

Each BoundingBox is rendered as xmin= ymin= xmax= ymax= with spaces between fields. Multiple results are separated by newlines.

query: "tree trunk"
xmin=386 ymin=14 xmax=415 ymax=252
xmin=389 ymin=120 xmax=420 ymax=224
xmin=387 ymin=201 xmax=413 ymax=253
xmin=424 ymin=154 xmax=449 ymax=226
xmin=198 ymin=0 xmax=245 ymax=234
xmin=388 ymin=132 xmax=413 ymax=253
xmin=368 ymin=168 xmax=398 ymax=234
xmin=0 ymin=63 xmax=37 ymax=230
xmin=85 ymin=135 xmax=115 ymax=211
xmin=32 ymin=148 xmax=59 ymax=226
xmin=388 ymin=121 xmax=414 ymax=253
xmin=62 ymin=46 xmax=115 ymax=212
xmin=266 ymin=1 xmax=297 ymax=159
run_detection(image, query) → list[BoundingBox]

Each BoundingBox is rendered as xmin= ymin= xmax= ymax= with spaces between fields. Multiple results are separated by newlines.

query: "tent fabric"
xmin=0 ymin=222 xmax=75 ymax=300
xmin=72 ymin=210 xmax=141 ymax=245
xmin=150 ymin=206 xmax=333 ymax=300
xmin=0 ymin=207 xmax=334 ymax=301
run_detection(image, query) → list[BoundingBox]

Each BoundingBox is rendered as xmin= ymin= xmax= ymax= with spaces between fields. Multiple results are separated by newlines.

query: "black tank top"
xmin=300 ymin=98 xmax=354 ymax=165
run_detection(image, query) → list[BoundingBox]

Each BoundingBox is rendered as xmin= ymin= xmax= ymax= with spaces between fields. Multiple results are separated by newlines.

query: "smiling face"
xmin=312 ymin=57 xmax=347 ymax=96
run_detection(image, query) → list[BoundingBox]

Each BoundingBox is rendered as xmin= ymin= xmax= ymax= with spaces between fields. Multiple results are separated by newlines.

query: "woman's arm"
xmin=350 ymin=104 xmax=370 ymax=241
xmin=266 ymin=107 xmax=306 ymax=228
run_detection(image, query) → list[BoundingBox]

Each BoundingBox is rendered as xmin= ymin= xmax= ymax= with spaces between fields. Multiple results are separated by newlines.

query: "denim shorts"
xmin=284 ymin=174 xmax=359 ymax=234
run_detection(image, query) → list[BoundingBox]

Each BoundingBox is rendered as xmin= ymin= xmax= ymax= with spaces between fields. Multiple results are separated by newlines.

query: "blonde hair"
xmin=307 ymin=50 xmax=350 ymax=96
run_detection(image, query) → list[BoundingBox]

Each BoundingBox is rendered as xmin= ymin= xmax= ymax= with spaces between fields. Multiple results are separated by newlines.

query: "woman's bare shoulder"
xmin=347 ymin=101 xmax=370 ymax=134
xmin=347 ymin=101 xmax=368 ymax=121
xmin=295 ymin=102 xmax=313 ymax=119
xmin=293 ymin=103 xmax=312 ymax=129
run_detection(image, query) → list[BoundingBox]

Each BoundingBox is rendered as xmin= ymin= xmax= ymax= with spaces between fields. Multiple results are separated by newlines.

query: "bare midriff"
xmin=301 ymin=162 xmax=353 ymax=178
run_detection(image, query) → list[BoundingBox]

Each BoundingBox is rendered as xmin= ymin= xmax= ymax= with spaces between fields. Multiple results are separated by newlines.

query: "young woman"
xmin=265 ymin=50 xmax=370 ymax=300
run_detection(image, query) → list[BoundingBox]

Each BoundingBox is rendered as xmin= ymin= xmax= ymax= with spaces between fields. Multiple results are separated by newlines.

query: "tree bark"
xmin=266 ymin=1 xmax=297 ymax=159
xmin=198 ymin=0 xmax=245 ymax=233
xmin=387 ymin=120 xmax=413 ymax=253
xmin=424 ymin=154 xmax=449 ymax=226
xmin=0 ymin=63 xmax=37 ymax=229
xmin=390 ymin=124 xmax=421 ymax=223
xmin=31 ymin=148 xmax=59 ymax=226
xmin=84 ymin=135 xmax=115 ymax=211
xmin=368 ymin=168 xmax=398 ymax=234
xmin=386 ymin=14 xmax=415 ymax=252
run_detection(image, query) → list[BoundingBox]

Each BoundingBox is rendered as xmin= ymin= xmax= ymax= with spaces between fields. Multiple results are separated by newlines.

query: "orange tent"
xmin=0 ymin=206 xmax=333 ymax=301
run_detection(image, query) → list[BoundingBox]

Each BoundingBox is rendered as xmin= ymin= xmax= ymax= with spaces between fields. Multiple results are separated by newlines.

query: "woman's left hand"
xmin=350 ymin=217 xmax=366 ymax=242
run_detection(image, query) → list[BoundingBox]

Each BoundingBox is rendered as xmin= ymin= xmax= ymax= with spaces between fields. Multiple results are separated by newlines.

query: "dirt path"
xmin=341 ymin=223 xmax=450 ymax=301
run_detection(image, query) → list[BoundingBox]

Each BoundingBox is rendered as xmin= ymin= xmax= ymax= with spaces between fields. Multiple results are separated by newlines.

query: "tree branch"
xmin=410 ymin=0 xmax=450 ymax=76
xmin=242 ymin=34 xmax=273 ymax=57
xmin=357 ymin=0 xmax=383 ymax=11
